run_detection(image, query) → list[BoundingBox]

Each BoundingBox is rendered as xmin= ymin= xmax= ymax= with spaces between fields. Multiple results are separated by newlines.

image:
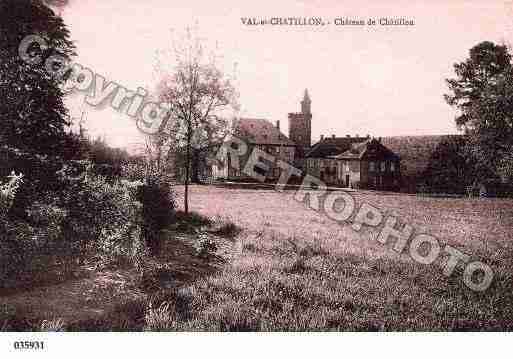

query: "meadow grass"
xmin=3 ymin=186 xmax=512 ymax=331
xmin=159 ymin=185 xmax=513 ymax=331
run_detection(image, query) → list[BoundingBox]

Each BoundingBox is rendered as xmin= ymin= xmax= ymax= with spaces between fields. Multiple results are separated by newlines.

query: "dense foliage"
xmin=0 ymin=0 xmax=176 ymax=291
xmin=445 ymin=41 xmax=513 ymax=182
xmin=0 ymin=0 xmax=75 ymax=156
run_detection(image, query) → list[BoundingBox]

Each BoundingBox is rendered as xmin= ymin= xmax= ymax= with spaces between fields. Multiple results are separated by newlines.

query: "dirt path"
xmin=0 ymin=231 xmax=233 ymax=330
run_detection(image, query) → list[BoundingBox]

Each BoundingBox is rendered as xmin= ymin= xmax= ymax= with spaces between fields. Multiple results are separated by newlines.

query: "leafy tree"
xmin=445 ymin=41 xmax=513 ymax=181
xmin=154 ymin=28 xmax=238 ymax=213
xmin=421 ymin=136 xmax=473 ymax=193
xmin=0 ymin=0 xmax=75 ymax=156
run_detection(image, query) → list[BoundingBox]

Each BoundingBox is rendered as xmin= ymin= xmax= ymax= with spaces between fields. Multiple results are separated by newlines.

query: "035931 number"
xmin=13 ymin=341 xmax=45 ymax=350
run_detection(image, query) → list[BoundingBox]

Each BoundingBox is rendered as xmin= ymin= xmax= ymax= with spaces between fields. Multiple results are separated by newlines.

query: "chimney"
xmin=331 ymin=134 xmax=336 ymax=139
xmin=378 ymin=137 xmax=382 ymax=143
xmin=320 ymin=134 xmax=324 ymax=141
xmin=355 ymin=134 xmax=359 ymax=138
xmin=366 ymin=134 xmax=371 ymax=139
xmin=276 ymin=120 xmax=280 ymax=130
xmin=346 ymin=134 xmax=351 ymax=138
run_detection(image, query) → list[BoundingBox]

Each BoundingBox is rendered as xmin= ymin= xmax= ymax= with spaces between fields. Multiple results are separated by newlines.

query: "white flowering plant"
xmin=0 ymin=171 xmax=24 ymax=219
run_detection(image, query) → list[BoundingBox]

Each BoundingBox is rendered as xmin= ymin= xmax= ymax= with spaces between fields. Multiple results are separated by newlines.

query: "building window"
xmin=381 ymin=162 xmax=386 ymax=172
xmin=277 ymin=147 xmax=280 ymax=154
xmin=390 ymin=162 xmax=395 ymax=172
xmin=369 ymin=161 xmax=375 ymax=172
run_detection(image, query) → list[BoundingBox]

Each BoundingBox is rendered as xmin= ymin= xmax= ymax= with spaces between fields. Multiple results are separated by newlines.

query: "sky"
xmin=57 ymin=0 xmax=513 ymax=149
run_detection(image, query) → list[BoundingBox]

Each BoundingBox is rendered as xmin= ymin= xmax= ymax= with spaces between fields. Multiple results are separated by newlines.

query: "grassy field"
xmin=163 ymin=185 xmax=513 ymax=331
xmin=2 ymin=185 xmax=513 ymax=331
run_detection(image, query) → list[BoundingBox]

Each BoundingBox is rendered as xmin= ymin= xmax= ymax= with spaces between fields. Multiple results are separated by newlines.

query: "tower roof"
xmin=303 ymin=89 xmax=311 ymax=102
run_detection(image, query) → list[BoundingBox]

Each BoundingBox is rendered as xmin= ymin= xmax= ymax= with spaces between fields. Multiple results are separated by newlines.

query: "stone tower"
xmin=288 ymin=89 xmax=312 ymax=149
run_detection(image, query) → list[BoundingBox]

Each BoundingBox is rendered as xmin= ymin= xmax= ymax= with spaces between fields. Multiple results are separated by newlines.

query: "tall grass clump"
xmin=144 ymin=301 xmax=176 ymax=331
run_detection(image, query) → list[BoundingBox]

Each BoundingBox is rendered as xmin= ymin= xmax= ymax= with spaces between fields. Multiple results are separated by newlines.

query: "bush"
xmin=211 ymin=218 xmax=240 ymax=239
xmin=0 ymin=146 xmax=65 ymax=217
xmin=0 ymin=172 xmax=35 ymax=287
xmin=193 ymin=232 xmax=217 ymax=257
xmin=0 ymin=153 xmax=177 ymax=291
xmin=0 ymin=171 xmax=148 ymax=290
xmin=137 ymin=177 xmax=175 ymax=256
xmin=57 ymin=175 xmax=147 ymax=263
xmin=175 ymin=211 xmax=212 ymax=231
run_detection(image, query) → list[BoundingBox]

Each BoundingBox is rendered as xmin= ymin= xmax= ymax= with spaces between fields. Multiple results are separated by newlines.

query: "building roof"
xmin=381 ymin=135 xmax=464 ymax=178
xmin=305 ymin=136 xmax=368 ymax=158
xmin=331 ymin=139 xmax=399 ymax=160
xmin=234 ymin=118 xmax=294 ymax=146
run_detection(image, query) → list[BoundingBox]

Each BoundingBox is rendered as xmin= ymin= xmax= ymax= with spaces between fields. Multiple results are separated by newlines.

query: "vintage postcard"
xmin=0 ymin=0 xmax=512 ymax=357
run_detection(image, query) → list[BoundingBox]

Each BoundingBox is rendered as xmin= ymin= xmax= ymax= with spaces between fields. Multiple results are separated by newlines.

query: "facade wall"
xmin=362 ymin=159 xmax=401 ymax=190
xmin=337 ymin=160 xmax=361 ymax=187
xmin=214 ymin=143 xmax=296 ymax=181
xmin=360 ymin=160 xmax=369 ymax=185
xmin=305 ymin=157 xmax=400 ymax=190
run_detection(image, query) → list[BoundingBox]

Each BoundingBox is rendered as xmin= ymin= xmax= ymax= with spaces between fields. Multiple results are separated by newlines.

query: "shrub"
xmin=212 ymin=218 xmax=240 ymax=239
xmin=0 ymin=147 xmax=65 ymax=217
xmin=121 ymin=162 xmax=147 ymax=182
xmin=137 ymin=177 xmax=175 ymax=256
xmin=0 ymin=154 xmax=176 ymax=290
xmin=175 ymin=211 xmax=212 ymax=232
xmin=193 ymin=232 xmax=217 ymax=257
xmin=57 ymin=175 xmax=147 ymax=263
xmin=0 ymin=172 xmax=36 ymax=287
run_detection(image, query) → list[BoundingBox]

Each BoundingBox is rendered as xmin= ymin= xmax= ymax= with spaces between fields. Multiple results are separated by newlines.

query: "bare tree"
xmin=155 ymin=28 xmax=238 ymax=214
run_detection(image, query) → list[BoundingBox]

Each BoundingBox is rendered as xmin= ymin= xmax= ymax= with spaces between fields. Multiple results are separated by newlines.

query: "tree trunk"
xmin=185 ymin=128 xmax=191 ymax=214
xmin=191 ymin=148 xmax=200 ymax=183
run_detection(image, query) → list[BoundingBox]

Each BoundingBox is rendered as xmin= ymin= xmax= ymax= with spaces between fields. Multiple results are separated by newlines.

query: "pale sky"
xmin=58 ymin=0 xmax=513 ymax=149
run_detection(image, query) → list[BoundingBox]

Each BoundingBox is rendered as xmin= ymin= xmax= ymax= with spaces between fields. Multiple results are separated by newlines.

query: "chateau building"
xmin=212 ymin=89 xmax=402 ymax=191
xmin=211 ymin=117 xmax=296 ymax=181
xmin=305 ymin=137 xmax=401 ymax=190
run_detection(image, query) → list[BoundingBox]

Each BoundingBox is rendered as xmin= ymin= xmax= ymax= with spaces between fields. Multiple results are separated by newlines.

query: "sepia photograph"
xmin=1 ymin=0 xmax=513 ymax=357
